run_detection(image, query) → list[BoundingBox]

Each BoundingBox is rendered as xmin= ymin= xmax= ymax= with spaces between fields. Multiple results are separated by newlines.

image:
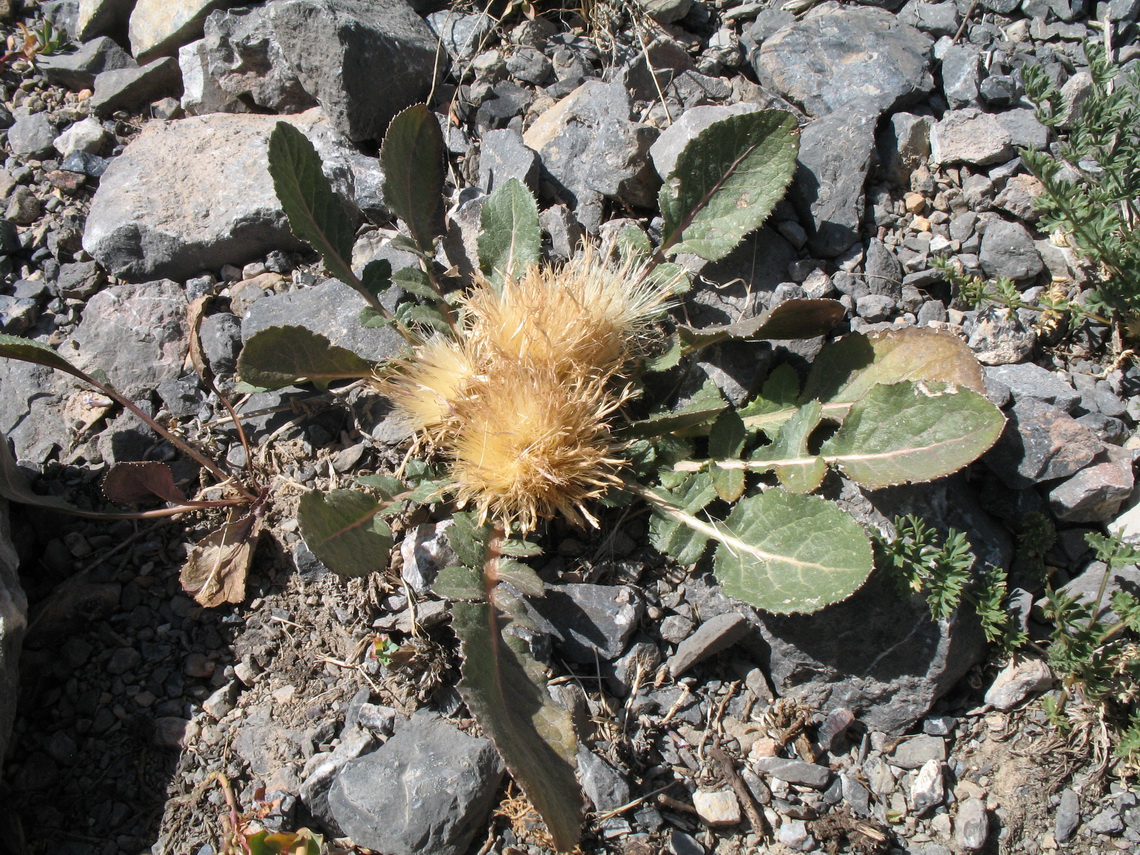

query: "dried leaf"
xmin=102 ymin=461 xmax=188 ymax=505
xmin=180 ymin=504 xmax=263 ymax=607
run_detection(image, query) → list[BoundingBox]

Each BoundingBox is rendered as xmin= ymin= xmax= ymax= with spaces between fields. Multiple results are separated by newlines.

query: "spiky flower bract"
xmin=449 ymin=363 xmax=624 ymax=531
xmin=382 ymin=245 xmax=671 ymax=531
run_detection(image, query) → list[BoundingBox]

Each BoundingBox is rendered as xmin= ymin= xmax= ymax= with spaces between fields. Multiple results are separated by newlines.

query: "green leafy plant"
xmin=1021 ymin=41 xmax=1140 ymax=323
xmin=249 ymin=104 xmax=1006 ymax=847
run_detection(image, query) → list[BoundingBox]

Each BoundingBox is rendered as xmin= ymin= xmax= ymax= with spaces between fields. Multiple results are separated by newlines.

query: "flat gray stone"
xmin=754 ymin=757 xmax=831 ymax=789
xmin=984 ymin=658 xmax=1053 ymax=710
xmin=984 ymin=398 xmax=1104 ymax=488
xmin=329 ymin=712 xmax=504 ymax=855
xmin=90 ymin=57 xmax=182 ymax=117
xmin=1056 ymin=788 xmax=1081 ymax=842
xmin=979 ymin=218 xmax=1044 ymax=282
xmin=67 ymin=280 xmax=188 ymax=399
xmin=789 ymin=106 xmax=878 ymax=257
xmin=753 ymin=6 xmax=933 ymax=118
xmin=967 ymin=306 xmax=1036 ymax=366
xmin=889 ymin=735 xmax=947 ymax=770
xmin=955 ymin=797 xmax=989 ymax=850
xmin=241 ymin=278 xmax=404 ymax=364
xmin=7 ymin=113 xmax=58 ymax=158
xmin=983 ymin=363 xmax=1081 ymax=412
xmin=477 ymin=128 xmax=538 ymax=193
xmin=668 ymin=611 xmax=749 ymax=677
xmin=1049 ymin=446 xmax=1135 ymax=523
xmin=83 ymin=110 xmax=361 ymax=282
xmin=268 ymin=0 xmax=443 ymax=143
xmin=931 ymin=108 xmax=1014 ymax=166
xmin=941 ymin=45 xmax=981 ymax=107
xmin=530 ymin=583 xmax=645 ymax=663
xmin=39 ymin=35 xmax=135 ymax=90
xmin=75 ymin=0 xmax=136 ymax=41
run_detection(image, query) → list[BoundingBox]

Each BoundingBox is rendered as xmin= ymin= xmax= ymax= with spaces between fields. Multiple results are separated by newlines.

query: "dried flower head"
xmin=378 ymin=335 xmax=476 ymax=439
xmin=448 ymin=362 xmax=625 ymax=531
xmin=464 ymin=245 xmax=670 ymax=376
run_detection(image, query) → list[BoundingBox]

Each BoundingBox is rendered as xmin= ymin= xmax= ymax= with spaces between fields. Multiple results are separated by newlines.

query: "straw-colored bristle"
xmin=448 ymin=363 xmax=623 ymax=532
xmin=378 ymin=336 xmax=476 ymax=438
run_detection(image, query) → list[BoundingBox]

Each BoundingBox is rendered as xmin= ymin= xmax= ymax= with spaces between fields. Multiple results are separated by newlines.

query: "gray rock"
xmin=754 ymin=757 xmax=831 ymax=789
xmin=299 ymin=724 xmax=378 ymax=826
xmin=69 ymin=280 xmax=187 ymax=399
xmin=889 ymin=735 xmax=947 ymax=770
xmin=776 ymin=819 xmax=814 ymax=850
xmin=1056 ymin=788 xmax=1081 ymax=842
xmin=879 ymin=112 xmax=933 ymax=187
xmin=931 ymin=108 xmax=1014 ymax=166
xmin=531 ymin=583 xmax=644 ymax=663
xmin=984 ymin=363 xmax=1081 ymax=412
xmin=753 ymin=6 xmax=933 ymax=118
xmin=128 ymin=0 xmax=232 ymax=61
xmin=5 ymin=187 xmax=42 ymax=226
xmin=268 ymin=0 xmax=443 ymax=143
xmin=90 ymin=57 xmax=182 ymax=117
xmin=1087 ymin=806 xmax=1124 ymax=835
xmin=8 ymin=113 xmax=58 ymax=159
xmin=857 ymin=294 xmax=896 ymax=322
xmin=399 ymin=521 xmax=456 ymax=597
xmin=54 ymin=117 xmax=110 ymax=157
xmin=789 ymin=106 xmax=877 ymax=257
xmin=941 ymin=45 xmax=981 ymax=107
xmin=242 ymin=278 xmax=404 ymax=363
xmin=980 ymin=74 xmax=1020 ymax=108
xmin=967 ymin=307 xmax=1036 ymax=365
xmin=0 ymin=358 xmax=69 ymax=464
xmin=955 ymin=797 xmax=989 ymax=850
xmin=329 ymin=711 xmax=504 ymax=855
xmin=984 ymin=658 xmax=1053 ymax=709
xmin=605 ymin=638 xmax=663 ymax=697
xmin=506 ymin=46 xmax=552 ymax=85
xmin=993 ymin=108 xmax=1049 ymax=152
xmin=179 ymin=38 xmax=244 ymax=115
xmin=83 ymin=110 xmax=360 ymax=282
xmin=38 ymin=35 xmax=136 ymax=90
xmin=200 ymin=6 xmax=316 ymax=114
xmin=980 ymin=218 xmax=1044 ymax=282
xmin=985 ymin=398 xmax=1104 ymax=488
xmin=523 ymin=80 xmax=659 ymax=233
xmin=477 ymin=128 xmax=538 ymax=193
xmin=649 ymin=103 xmax=761 ymax=181
xmin=579 ymin=748 xmax=631 ymax=811
xmin=75 ymin=0 xmax=136 ymax=41
xmin=909 ymin=759 xmax=945 ymax=814
xmin=638 ymin=0 xmax=692 ymax=24
xmin=842 ymin=771 xmax=872 ymax=817
xmin=897 ymin=0 xmax=959 ymax=37
xmin=668 ymin=611 xmax=749 ymax=677
xmin=0 ymin=499 xmax=26 ymax=774
xmin=1049 ymin=446 xmax=1135 ymax=523
xmin=1055 ymin=559 xmax=1140 ymax=626
xmin=425 ymin=9 xmax=495 ymax=63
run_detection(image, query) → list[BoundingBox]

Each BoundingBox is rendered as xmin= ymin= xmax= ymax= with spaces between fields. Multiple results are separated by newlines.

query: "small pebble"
xmin=956 ymin=797 xmax=990 ymax=850
xmin=693 ymin=789 xmax=741 ymax=827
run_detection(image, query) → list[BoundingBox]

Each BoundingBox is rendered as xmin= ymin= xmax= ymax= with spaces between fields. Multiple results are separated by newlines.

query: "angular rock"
xmin=668 ymin=611 xmax=749 ymax=677
xmin=202 ymin=6 xmax=319 ymax=113
xmin=693 ymin=789 xmax=740 ymax=826
xmin=1055 ymin=559 xmax=1140 ymax=626
xmin=39 ymin=35 xmax=135 ymax=90
xmin=399 ymin=521 xmax=456 ymax=597
xmin=956 ymin=797 xmax=990 ymax=850
xmin=941 ymin=45 xmax=981 ymax=107
xmin=54 ymin=117 xmax=110 ymax=157
xmin=241 ymin=278 xmax=404 ymax=364
xmin=1049 ymin=446 xmax=1135 ymax=523
xmin=83 ymin=110 xmax=360 ymax=282
xmin=649 ymin=102 xmax=761 ymax=181
xmin=788 ymin=105 xmax=877 ymax=257
xmin=994 ymin=108 xmax=1049 ymax=152
xmin=909 ymin=759 xmax=945 ymax=814
xmin=8 ymin=113 xmax=58 ymax=159
xmin=639 ymin=0 xmax=692 ymax=25
xmin=425 ymin=9 xmax=495 ymax=63
xmin=179 ymin=38 xmax=244 ymax=115
xmin=1056 ymin=788 xmax=1081 ymax=843
xmin=531 ymin=583 xmax=644 ymax=663
xmin=90 ymin=56 xmax=182 ymax=116
xmin=879 ymin=112 xmax=932 ymax=187
xmin=477 ymin=128 xmax=538 ymax=193
xmin=753 ymin=6 xmax=933 ymax=118
xmin=979 ymin=218 xmax=1044 ymax=282
xmin=329 ymin=711 xmax=504 ymax=855
xmin=578 ymin=748 xmax=631 ymax=812
xmin=0 ymin=499 xmax=26 ymax=773
xmin=0 ymin=359 xmax=69 ymax=464
xmin=268 ymin=0 xmax=442 ymax=143
xmin=983 ymin=363 xmax=1080 ymax=412
xmin=68 ymin=280 xmax=188 ymax=399
xmin=931 ymin=108 xmax=1014 ymax=166
xmin=984 ymin=658 xmax=1053 ymax=710
xmin=967 ymin=306 xmax=1036 ymax=365
xmin=523 ymin=80 xmax=659 ymax=233
xmin=76 ymin=0 xmax=135 ymax=41
xmin=889 ymin=735 xmax=947 ymax=770
xmin=985 ymin=398 xmax=1104 ymax=488
xmin=129 ymin=0 xmax=233 ymax=61
xmin=754 ymin=757 xmax=831 ymax=789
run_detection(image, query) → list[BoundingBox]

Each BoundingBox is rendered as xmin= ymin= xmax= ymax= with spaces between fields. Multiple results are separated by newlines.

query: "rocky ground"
xmin=1 ymin=0 xmax=1140 ymax=853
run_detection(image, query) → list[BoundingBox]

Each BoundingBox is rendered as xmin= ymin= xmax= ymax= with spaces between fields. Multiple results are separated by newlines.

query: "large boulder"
xmin=82 ymin=109 xmax=374 ymax=282
xmin=267 ymin=0 xmax=443 ymax=143
xmin=129 ymin=0 xmax=237 ymax=62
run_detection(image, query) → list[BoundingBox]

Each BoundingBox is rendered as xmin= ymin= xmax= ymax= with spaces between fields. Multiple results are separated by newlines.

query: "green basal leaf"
xmin=713 ymin=490 xmax=873 ymax=614
xmin=433 ymin=565 xmax=484 ymax=601
xmin=647 ymin=472 xmax=718 ymax=566
xmin=298 ymin=489 xmax=392 ymax=578
xmin=445 ymin=511 xmax=494 ymax=568
xmin=677 ymin=298 xmax=845 ymax=353
xmin=453 ymin=600 xmax=583 ymax=851
xmin=0 ymin=332 xmax=93 ymax=383
xmin=739 ymin=363 xmax=802 ymax=438
xmin=237 ymin=326 xmax=375 ymax=390
xmin=819 ymin=382 xmax=1006 ymax=488
xmin=392 ymin=265 xmax=438 ymax=301
xmin=477 ymin=177 xmax=541 ymax=287
xmin=664 ymin=110 xmax=800 ymax=261
xmin=617 ymin=223 xmax=653 ymax=262
xmin=361 ymin=259 xmax=392 ymax=299
xmin=267 ymin=122 xmax=358 ymax=288
xmin=747 ymin=399 xmax=826 ymax=493
xmin=380 ymin=104 xmax=446 ymax=255
xmin=498 ymin=560 xmax=545 ymax=597
xmin=709 ymin=410 xmax=746 ymax=502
